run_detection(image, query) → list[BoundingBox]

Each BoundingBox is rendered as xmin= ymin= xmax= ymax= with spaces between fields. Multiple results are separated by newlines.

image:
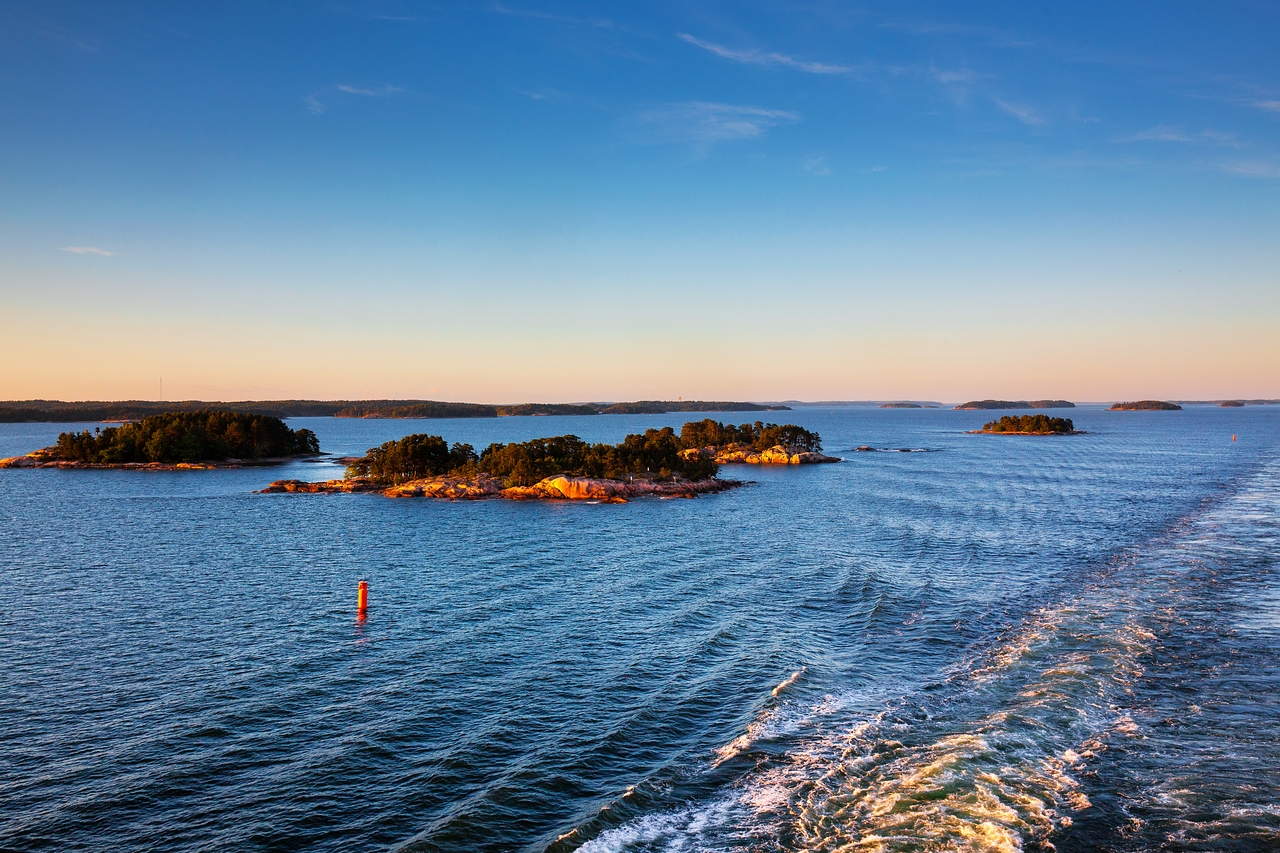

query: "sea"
xmin=1 ymin=405 xmax=1277 ymax=852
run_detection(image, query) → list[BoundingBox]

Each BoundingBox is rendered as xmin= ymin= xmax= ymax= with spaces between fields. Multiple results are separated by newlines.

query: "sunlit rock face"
xmin=261 ymin=474 xmax=742 ymax=502
xmin=680 ymin=444 xmax=841 ymax=465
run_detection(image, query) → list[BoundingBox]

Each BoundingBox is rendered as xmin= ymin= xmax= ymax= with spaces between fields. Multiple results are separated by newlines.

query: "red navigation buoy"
xmin=1233 ymin=434 xmax=1237 ymax=442
xmin=357 ymin=580 xmax=369 ymax=614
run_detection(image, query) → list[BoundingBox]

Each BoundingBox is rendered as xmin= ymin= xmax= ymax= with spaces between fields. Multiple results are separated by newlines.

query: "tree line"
xmin=348 ymin=428 xmax=718 ymax=486
xmin=0 ymin=398 xmax=793 ymax=422
xmin=346 ymin=419 xmax=822 ymax=486
xmin=49 ymin=411 xmax=320 ymax=463
xmin=678 ymin=418 xmax=822 ymax=453
xmin=980 ymin=415 xmax=1075 ymax=434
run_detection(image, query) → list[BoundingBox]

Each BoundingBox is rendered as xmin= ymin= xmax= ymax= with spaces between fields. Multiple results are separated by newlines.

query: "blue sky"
xmin=1 ymin=1 xmax=1277 ymax=401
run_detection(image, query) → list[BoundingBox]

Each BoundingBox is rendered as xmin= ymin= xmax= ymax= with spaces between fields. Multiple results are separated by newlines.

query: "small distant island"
xmin=879 ymin=402 xmax=922 ymax=409
xmin=0 ymin=411 xmax=320 ymax=469
xmin=971 ymin=414 xmax=1079 ymax=435
xmin=265 ymin=419 xmax=838 ymax=502
xmin=1109 ymin=401 xmax=1183 ymax=411
xmin=1219 ymin=401 xmax=1245 ymax=408
xmin=954 ymin=400 xmax=1075 ymax=410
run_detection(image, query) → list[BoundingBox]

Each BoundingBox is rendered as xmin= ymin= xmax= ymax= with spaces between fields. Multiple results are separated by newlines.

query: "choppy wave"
xmin=572 ymin=457 xmax=1280 ymax=852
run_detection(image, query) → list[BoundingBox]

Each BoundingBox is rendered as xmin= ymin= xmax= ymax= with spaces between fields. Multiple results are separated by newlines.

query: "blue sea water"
xmin=1 ymin=406 xmax=1277 ymax=852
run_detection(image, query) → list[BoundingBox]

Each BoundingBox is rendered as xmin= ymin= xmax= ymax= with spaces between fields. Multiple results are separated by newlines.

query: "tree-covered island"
xmin=972 ymin=414 xmax=1079 ymax=435
xmin=954 ymin=400 xmax=1075 ymax=410
xmin=265 ymin=419 xmax=838 ymax=501
xmin=0 ymin=411 xmax=320 ymax=468
xmin=1108 ymin=400 xmax=1183 ymax=411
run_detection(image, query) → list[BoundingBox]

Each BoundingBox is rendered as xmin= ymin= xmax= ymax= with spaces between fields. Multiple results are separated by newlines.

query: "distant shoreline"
xmin=0 ymin=399 xmax=790 ymax=423
xmin=1 ymin=398 xmax=1274 ymax=424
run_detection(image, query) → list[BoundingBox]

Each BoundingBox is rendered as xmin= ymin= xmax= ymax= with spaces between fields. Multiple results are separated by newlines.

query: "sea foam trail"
xmin=710 ymin=668 xmax=808 ymax=767
xmin=573 ymin=458 xmax=1280 ymax=852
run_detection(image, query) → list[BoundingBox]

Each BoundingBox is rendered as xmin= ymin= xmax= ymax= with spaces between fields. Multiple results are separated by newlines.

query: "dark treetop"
xmin=0 ymin=399 xmax=789 ymax=422
xmin=954 ymin=400 xmax=1075 ymax=410
xmin=48 ymin=411 xmax=320 ymax=464
xmin=1109 ymin=400 xmax=1183 ymax=411
xmin=978 ymin=414 xmax=1076 ymax=435
xmin=346 ymin=419 xmax=822 ymax=487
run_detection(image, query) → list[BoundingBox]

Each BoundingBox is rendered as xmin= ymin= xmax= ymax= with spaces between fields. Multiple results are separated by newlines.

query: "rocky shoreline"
xmin=966 ymin=430 xmax=1085 ymax=436
xmin=0 ymin=450 xmax=319 ymax=469
xmin=261 ymin=474 xmax=744 ymax=502
xmin=681 ymin=444 xmax=841 ymax=465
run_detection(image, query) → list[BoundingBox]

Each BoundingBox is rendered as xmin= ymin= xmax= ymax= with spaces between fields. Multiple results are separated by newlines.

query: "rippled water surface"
xmin=2 ymin=406 xmax=1277 ymax=852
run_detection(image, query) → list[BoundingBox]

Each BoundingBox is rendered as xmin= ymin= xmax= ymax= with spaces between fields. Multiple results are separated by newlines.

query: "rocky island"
xmin=264 ymin=419 xmax=839 ymax=502
xmin=1109 ymin=400 xmax=1182 ymax=411
xmin=954 ymin=399 xmax=1075 ymax=410
xmin=970 ymin=414 xmax=1080 ymax=435
xmin=0 ymin=411 xmax=321 ymax=469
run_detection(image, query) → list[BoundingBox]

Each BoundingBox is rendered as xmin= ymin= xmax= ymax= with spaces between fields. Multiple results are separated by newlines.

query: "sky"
xmin=1 ymin=1 xmax=1278 ymax=403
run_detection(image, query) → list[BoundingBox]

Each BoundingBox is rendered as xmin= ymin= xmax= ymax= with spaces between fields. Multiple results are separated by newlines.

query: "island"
xmin=263 ymin=419 xmax=839 ymax=502
xmin=0 ymin=411 xmax=321 ymax=469
xmin=970 ymin=414 xmax=1080 ymax=435
xmin=1108 ymin=401 xmax=1183 ymax=411
xmin=954 ymin=400 xmax=1075 ymax=410
xmin=1219 ymin=401 xmax=1245 ymax=408
xmin=879 ymin=402 xmax=922 ymax=409
xmin=0 ymin=398 xmax=791 ymax=422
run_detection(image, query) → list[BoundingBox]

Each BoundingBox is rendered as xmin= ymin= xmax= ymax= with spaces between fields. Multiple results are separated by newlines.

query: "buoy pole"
xmin=357 ymin=580 xmax=369 ymax=615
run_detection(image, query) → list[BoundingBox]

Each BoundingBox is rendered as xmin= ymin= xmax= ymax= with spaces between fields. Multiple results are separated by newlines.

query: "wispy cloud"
xmin=1253 ymin=100 xmax=1280 ymax=113
xmin=803 ymin=155 xmax=832 ymax=176
xmin=1122 ymin=125 xmax=1193 ymax=142
xmin=1119 ymin=125 xmax=1240 ymax=146
xmin=995 ymin=99 xmax=1046 ymax=126
xmin=337 ymin=83 xmax=403 ymax=97
xmin=933 ymin=67 xmax=981 ymax=85
xmin=59 ymin=246 xmax=115 ymax=256
xmin=307 ymin=83 xmax=404 ymax=114
xmin=1221 ymin=160 xmax=1280 ymax=178
xmin=634 ymin=102 xmax=799 ymax=151
xmin=678 ymin=34 xmax=850 ymax=75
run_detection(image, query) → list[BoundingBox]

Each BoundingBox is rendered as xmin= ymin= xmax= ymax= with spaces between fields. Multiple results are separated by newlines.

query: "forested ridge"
xmin=955 ymin=400 xmax=1075 ymax=410
xmin=1109 ymin=400 xmax=1183 ymax=411
xmin=48 ymin=412 xmax=320 ymax=463
xmin=0 ymin=399 xmax=789 ymax=422
xmin=978 ymin=414 xmax=1076 ymax=434
xmin=347 ymin=418 xmax=822 ymax=486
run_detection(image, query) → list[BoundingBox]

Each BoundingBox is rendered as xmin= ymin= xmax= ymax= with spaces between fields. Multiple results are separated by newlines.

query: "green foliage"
xmin=599 ymin=401 xmax=789 ymax=414
xmin=955 ymin=400 xmax=1075 ymax=410
xmin=478 ymin=428 xmax=719 ymax=485
xmin=49 ymin=411 xmax=320 ymax=463
xmin=678 ymin=419 xmax=823 ymax=453
xmin=348 ymin=428 xmax=719 ymax=486
xmin=495 ymin=403 xmax=600 ymax=416
xmin=0 ymin=398 xmax=793 ymax=422
xmin=334 ymin=401 xmax=498 ymax=418
xmin=980 ymin=414 xmax=1075 ymax=434
xmin=345 ymin=434 xmax=478 ymax=484
xmin=1108 ymin=400 xmax=1183 ymax=411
